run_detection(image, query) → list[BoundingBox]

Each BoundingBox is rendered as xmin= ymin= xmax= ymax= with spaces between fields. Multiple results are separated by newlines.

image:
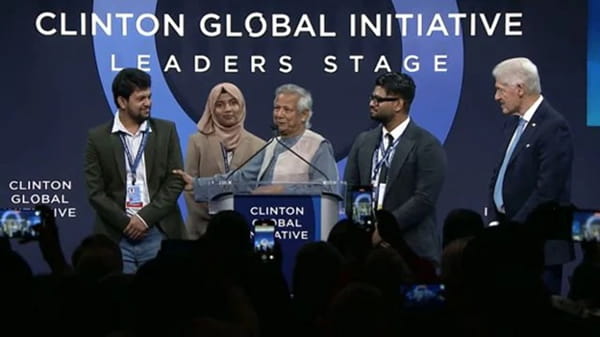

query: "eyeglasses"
xmin=369 ymin=95 xmax=400 ymax=104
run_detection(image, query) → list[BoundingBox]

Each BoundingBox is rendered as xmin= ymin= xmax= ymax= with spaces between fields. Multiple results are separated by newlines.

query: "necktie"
xmin=378 ymin=134 xmax=394 ymax=184
xmin=493 ymin=117 xmax=527 ymax=212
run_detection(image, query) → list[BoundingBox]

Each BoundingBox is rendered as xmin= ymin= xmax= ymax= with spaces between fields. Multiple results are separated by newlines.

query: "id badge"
xmin=126 ymin=183 xmax=144 ymax=210
xmin=376 ymin=183 xmax=386 ymax=210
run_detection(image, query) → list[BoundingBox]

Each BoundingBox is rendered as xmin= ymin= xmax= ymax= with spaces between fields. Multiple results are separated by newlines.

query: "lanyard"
xmin=371 ymin=136 xmax=401 ymax=181
xmin=220 ymin=143 xmax=231 ymax=173
xmin=120 ymin=131 xmax=148 ymax=185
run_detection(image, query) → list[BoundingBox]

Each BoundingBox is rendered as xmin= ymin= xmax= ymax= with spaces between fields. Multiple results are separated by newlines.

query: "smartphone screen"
xmin=401 ymin=284 xmax=446 ymax=310
xmin=0 ymin=208 xmax=43 ymax=239
xmin=351 ymin=186 xmax=374 ymax=230
xmin=572 ymin=210 xmax=600 ymax=242
xmin=254 ymin=219 xmax=275 ymax=261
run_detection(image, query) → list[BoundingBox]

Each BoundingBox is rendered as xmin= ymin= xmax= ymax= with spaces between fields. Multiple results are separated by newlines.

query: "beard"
xmin=370 ymin=112 xmax=391 ymax=124
xmin=132 ymin=111 xmax=150 ymax=124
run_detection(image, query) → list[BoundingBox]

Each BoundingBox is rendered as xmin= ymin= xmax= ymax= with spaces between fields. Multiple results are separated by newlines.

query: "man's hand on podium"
xmin=172 ymin=169 xmax=193 ymax=191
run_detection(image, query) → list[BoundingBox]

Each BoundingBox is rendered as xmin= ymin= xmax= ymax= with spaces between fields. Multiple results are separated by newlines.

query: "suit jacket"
xmin=183 ymin=130 xmax=265 ymax=239
xmin=345 ymin=120 xmax=447 ymax=263
xmin=85 ymin=117 xmax=185 ymax=242
xmin=489 ymin=99 xmax=574 ymax=264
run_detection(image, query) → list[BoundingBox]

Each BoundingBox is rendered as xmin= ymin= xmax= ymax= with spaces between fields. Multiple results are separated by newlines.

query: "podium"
xmin=207 ymin=181 xmax=346 ymax=284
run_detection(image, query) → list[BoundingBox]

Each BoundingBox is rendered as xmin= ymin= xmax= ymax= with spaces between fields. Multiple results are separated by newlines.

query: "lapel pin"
xmin=525 ymin=144 xmax=531 ymax=148
xmin=531 ymin=123 xmax=536 ymax=127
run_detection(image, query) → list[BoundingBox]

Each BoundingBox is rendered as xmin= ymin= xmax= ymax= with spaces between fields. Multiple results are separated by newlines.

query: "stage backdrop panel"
xmin=1 ymin=0 xmax=598 ymax=272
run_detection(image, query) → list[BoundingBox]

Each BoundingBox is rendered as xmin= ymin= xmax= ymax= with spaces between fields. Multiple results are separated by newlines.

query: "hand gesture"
xmin=123 ymin=215 xmax=148 ymax=240
xmin=172 ymin=169 xmax=193 ymax=192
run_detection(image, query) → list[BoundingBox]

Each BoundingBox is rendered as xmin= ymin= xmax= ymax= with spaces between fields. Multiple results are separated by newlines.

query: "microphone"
xmin=224 ymin=127 xmax=278 ymax=180
xmin=270 ymin=125 xmax=331 ymax=181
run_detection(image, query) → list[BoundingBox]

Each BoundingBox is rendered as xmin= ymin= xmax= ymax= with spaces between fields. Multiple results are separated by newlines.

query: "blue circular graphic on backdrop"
xmin=391 ymin=0 xmax=463 ymax=143
xmin=92 ymin=0 xmax=463 ymax=211
xmin=92 ymin=0 xmax=462 ymax=146
xmin=92 ymin=0 xmax=196 ymax=141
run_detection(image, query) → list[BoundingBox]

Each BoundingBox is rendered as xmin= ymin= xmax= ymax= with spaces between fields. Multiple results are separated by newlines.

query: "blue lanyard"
xmin=220 ymin=143 xmax=231 ymax=173
xmin=371 ymin=136 xmax=401 ymax=181
xmin=120 ymin=131 xmax=148 ymax=185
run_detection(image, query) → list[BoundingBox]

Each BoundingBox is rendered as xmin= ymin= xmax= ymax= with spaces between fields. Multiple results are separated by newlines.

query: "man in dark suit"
xmin=344 ymin=72 xmax=447 ymax=264
xmin=489 ymin=57 xmax=574 ymax=293
xmin=85 ymin=68 xmax=185 ymax=273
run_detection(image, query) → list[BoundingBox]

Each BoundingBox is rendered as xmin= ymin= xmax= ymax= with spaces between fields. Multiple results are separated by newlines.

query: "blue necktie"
xmin=493 ymin=117 xmax=527 ymax=212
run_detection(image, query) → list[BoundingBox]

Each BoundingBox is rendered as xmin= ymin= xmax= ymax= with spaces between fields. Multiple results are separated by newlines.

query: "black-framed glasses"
xmin=369 ymin=95 xmax=400 ymax=104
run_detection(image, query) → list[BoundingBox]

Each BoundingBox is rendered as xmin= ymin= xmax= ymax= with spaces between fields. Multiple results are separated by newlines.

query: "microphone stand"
xmin=224 ymin=127 xmax=279 ymax=181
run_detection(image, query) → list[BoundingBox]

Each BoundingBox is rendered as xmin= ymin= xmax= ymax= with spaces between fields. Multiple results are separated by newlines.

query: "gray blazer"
xmin=85 ymin=118 xmax=185 ymax=242
xmin=344 ymin=120 xmax=447 ymax=263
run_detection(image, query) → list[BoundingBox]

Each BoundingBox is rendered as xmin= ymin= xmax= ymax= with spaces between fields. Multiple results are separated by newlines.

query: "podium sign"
xmin=205 ymin=180 xmax=346 ymax=285
xmin=235 ymin=194 xmax=322 ymax=284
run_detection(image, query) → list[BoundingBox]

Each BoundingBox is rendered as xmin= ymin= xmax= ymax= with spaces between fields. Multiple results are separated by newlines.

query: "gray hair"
xmin=274 ymin=83 xmax=313 ymax=128
xmin=492 ymin=57 xmax=541 ymax=95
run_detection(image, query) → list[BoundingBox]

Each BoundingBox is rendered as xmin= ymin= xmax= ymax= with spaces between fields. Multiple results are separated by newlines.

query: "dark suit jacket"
xmin=85 ymin=117 xmax=185 ymax=242
xmin=489 ymin=99 xmax=574 ymax=264
xmin=345 ymin=120 xmax=447 ymax=263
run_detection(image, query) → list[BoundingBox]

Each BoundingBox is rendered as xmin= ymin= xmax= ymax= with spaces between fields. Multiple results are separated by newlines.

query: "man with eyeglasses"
xmin=344 ymin=72 xmax=447 ymax=265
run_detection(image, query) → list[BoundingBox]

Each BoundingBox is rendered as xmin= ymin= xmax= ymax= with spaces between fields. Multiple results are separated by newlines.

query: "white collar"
xmin=382 ymin=116 xmax=410 ymax=141
xmin=111 ymin=111 xmax=151 ymax=136
xmin=519 ymin=95 xmax=543 ymax=123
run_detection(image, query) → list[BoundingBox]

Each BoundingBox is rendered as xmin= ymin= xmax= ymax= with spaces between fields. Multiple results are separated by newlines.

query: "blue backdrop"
xmin=2 ymin=0 xmax=598 ymax=272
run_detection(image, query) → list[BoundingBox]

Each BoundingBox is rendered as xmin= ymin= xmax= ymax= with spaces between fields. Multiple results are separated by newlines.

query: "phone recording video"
xmin=572 ymin=210 xmax=600 ymax=242
xmin=351 ymin=186 xmax=374 ymax=230
xmin=254 ymin=219 xmax=276 ymax=262
xmin=401 ymin=284 xmax=446 ymax=310
xmin=0 ymin=208 xmax=43 ymax=239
